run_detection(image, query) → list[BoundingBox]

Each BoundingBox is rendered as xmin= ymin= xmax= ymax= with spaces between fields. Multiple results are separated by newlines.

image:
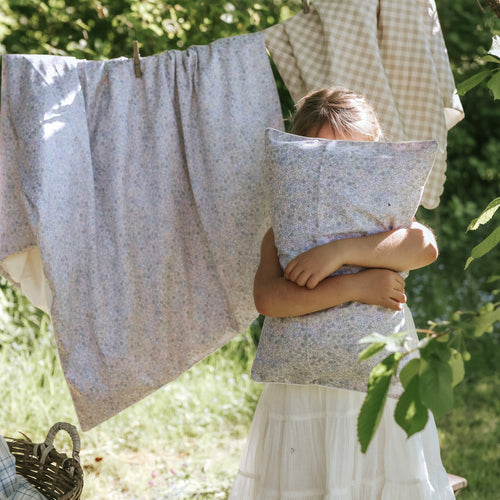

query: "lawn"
xmin=0 ymin=318 xmax=262 ymax=499
xmin=1 ymin=262 xmax=499 ymax=498
xmin=437 ymin=332 xmax=500 ymax=500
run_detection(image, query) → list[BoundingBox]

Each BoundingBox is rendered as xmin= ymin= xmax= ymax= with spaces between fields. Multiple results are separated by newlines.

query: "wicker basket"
xmin=5 ymin=422 xmax=84 ymax=500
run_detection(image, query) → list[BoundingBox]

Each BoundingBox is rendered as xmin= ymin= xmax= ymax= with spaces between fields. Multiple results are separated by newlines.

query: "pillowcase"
xmin=251 ymin=128 xmax=437 ymax=397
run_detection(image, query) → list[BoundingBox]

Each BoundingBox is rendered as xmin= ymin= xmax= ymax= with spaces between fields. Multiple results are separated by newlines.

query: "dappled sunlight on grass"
xmin=0 ymin=298 xmax=262 ymax=498
xmin=437 ymin=333 xmax=500 ymax=500
xmin=2 ymin=268 xmax=499 ymax=498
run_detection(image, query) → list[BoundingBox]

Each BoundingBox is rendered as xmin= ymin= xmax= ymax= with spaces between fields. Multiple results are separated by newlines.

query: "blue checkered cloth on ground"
xmin=0 ymin=436 xmax=46 ymax=500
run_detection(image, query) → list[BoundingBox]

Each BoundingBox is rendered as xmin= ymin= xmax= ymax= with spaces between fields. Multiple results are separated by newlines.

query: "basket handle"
xmin=43 ymin=422 xmax=81 ymax=463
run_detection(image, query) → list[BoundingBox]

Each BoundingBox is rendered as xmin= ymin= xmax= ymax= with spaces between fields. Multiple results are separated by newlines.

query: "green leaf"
xmin=489 ymin=35 xmax=500 ymax=59
xmin=449 ymin=349 xmax=465 ymax=387
xmin=148 ymin=24 xmax=164 ymax=37
xmin=358 ymin=332 xmax=389 ymax=344
xmin=420 ymin=337 xmax=452 ymax=363
xmin=387 ymin=331 xmax=411 ymax=351
xmin=465 ymin=225 xmax=500 ymax=269
xmin=436 ymin=333 xmax=450 ymax=343
xmin=357 ymin=352 xmax=402 ymax=453
xmin=480 ymin=55 xmax=500 ymax=63
xmin=473 ymin=307 xmax=500 ymax=337
xmin=456 ymin=70 xmax=491 ymax=95
xmin=467 ymin=197 xmax=500 ymax=231
xmin=358 ymin=331 xmax=408 ymax=352
xmin=487 ymin=70 xmax=500 ymax=100
xmin=399 ymin=358 xmax=420 ymax=389
xmin=358 ymin=342 xmax=385 ymax=363
xmin=394 ymin=375 xmax=429 ymax=438
xmin=418 ymin=357 xmax=453 ymax=420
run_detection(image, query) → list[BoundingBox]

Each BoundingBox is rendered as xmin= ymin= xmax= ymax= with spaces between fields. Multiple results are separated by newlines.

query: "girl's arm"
xmin=254 ymin=228 xmax=406 ymax=318
xmin=285 ymin=221 xmax=438 ymax=289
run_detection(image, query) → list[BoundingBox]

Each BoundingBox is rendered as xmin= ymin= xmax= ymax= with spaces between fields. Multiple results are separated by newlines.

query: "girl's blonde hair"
xmin=290 ymin=87 xmax=382 ymax=141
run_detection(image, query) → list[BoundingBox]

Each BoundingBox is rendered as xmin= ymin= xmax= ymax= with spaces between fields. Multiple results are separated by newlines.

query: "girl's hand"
xmin=284 ymin=242 xmax=342 ymax=289
xmin=352 ymin=269 xmax=406 ymax=311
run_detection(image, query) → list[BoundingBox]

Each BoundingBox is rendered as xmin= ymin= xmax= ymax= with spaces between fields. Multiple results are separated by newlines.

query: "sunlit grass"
xmin=0 ymin=281 xmax=263 ymax=498
xmin=1 ymin=330 xmax=263 ymax=498
xmin=436 ymin=331 xmax=500 ymax=500
xmin=2 ymin=264 xmax=500 ymax=498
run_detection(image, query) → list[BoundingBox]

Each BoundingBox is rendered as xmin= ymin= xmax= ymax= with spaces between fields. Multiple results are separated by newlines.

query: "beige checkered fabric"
xmin=264 ymin=0 xmax=464 ymax=209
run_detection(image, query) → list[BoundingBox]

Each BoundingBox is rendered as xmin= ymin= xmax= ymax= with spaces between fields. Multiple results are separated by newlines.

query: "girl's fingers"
xmin=388 ymin=300 xmax=404 ymax=311
xmin=285 ymin=262 xmax=299 ymax=281
xmin=305 ymin=276 xmax=319 ymax=289
xmin=393 ymin=277 xmax=405 ymax=293
xmin=284 ymin=261 xmax=295 ymax=279
xmin=295 ymin=271 xmax=310 ymax=287
xmin=290 ymin=268 xmax=303 ymax=283
xmin=391 ymin=291 xmax=407 ymax=304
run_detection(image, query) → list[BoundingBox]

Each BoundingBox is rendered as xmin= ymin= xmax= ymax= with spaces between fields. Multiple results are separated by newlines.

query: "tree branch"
xmin=484 ymin=0 xmax=500 ymax=19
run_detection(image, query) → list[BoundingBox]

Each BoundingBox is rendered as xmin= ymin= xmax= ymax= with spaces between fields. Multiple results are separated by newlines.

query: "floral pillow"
xmin=251 ymin=128 xmax=437 ymax=397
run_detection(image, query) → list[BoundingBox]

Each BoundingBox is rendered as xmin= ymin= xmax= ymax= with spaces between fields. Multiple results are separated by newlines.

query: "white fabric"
xmin=1 ymin=248 xmax=52 ymax=315
xmin=231 ymin=306 xmax=455 ymax=500
xmin=264 ymin=0 xmax=465 ymax=209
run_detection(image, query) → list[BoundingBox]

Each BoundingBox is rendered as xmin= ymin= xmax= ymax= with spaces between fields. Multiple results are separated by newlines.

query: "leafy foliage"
xmin=357 ymin=321 xmax=462 ymax=451
xmin=357 ymin=352 xmax=402 ymax=453
xmin=0 ymin=0 xmax=301 ymax=60
xmin=358 ymin=193 xmax=499 ymax=451
xmin=0 ymin=277 xmax=49 ymax=351
xmin=394 ymin=375 xmax=428 ymax=436
xmin=419 ymin=1 xmax=500 ymax=278
xmin=467 ymin=197 xmax=500 ymax=231
xmin=457 ymin=36 xmax=500 ymax=99
xmin=418 ymin=341 xmax=454 ymax=420
xmin=465 ymin=197 xmax=500 ymax=269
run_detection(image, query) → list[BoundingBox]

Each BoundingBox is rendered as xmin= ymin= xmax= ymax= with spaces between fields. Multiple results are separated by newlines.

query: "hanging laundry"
xmin=0 ymin=32 xmax=283 ymax=430
xmin=264 ymin=0 xmax=464 ymax=209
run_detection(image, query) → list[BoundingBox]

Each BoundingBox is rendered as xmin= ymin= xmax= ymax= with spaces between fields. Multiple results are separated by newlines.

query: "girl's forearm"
xmin=255 ymin=268 xmax=405 ymax=318
xmin=335 ymin=222 xmax=438 ymax=271
xmin=254 ymin=273 xmax=359 ymax=318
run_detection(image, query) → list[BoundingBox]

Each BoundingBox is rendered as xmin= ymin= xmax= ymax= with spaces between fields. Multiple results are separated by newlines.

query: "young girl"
xmin=230 ymin=88 xmax=455 ymax=499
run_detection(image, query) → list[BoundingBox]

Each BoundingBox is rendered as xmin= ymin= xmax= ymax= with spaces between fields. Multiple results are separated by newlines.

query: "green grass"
xmin=437 ymin=332 xmax=500 ymax=500
xmin=0 ymin=285 xmax=263 ymax=498
xmin=406 ymin=253 xmax=500 ymax=499
xmin=2 ymin=272 xmax=500 ymax=498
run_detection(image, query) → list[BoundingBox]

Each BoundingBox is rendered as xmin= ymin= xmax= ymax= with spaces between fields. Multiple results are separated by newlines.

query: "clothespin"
xmin=133 ymin=40 xmax=143 ymax=78
xmin=302 ymin=0 xmax=310 ymax=14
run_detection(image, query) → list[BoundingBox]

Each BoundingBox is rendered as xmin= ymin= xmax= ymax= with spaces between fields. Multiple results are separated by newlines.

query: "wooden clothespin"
xmin=302 ymin=0 xmax=310 ymax=14
xmin=133 ymin=40 xmax=143 ymax=78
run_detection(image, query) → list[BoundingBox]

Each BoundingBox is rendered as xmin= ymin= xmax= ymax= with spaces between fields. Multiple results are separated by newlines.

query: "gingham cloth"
xmin=0 ymin=436 xmax=46 ymax=500
xmin=0 ymin=436 xmax=16 ymax=499
xmin=264 ymin=0 xmax=464 ymax=209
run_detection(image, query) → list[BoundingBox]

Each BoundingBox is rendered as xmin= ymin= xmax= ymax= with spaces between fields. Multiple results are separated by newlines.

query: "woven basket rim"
xmin=5 ymin=422 xmax=84 ymax=500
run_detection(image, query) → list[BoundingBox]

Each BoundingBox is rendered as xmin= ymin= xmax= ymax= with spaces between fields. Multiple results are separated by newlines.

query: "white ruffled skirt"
xmin=230 ymin=307 xmax=455 ymax=499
